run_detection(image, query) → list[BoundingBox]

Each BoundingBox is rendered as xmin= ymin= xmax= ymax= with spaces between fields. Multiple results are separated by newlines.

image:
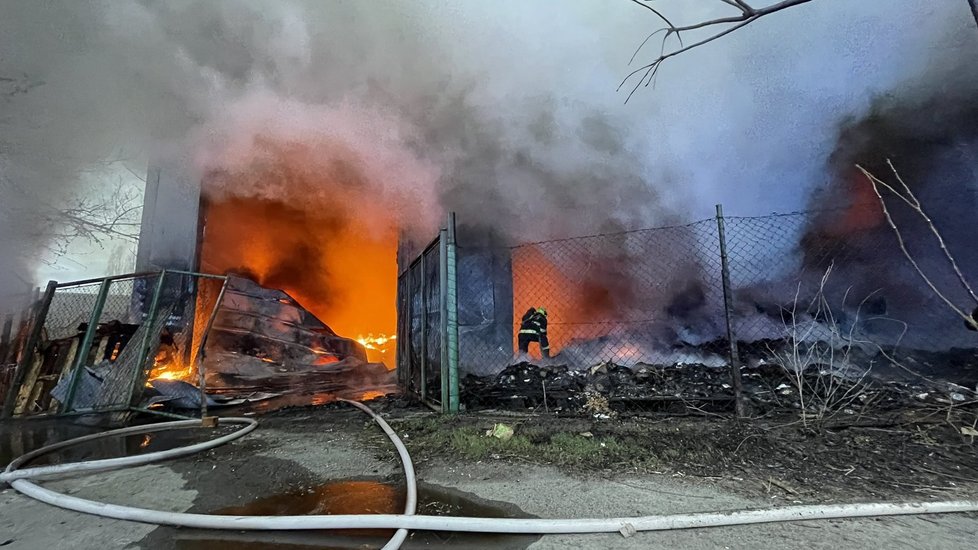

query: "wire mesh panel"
xmin=724 ymin=211 xmax=978 ymax=384
xmin=396 ymin=270 xmax=412 ymax=391
xmin=43 ymin=281 xmax=107 ymax=341
xmin=455 ymin=205 xmax=978 ymax=416
xmin=396 ymin=233 xmax=446 ymax=407
xmin=422 ymin=244 xmax=442 ymax=406
xmin=509 ymin=220 xmax=726 ymax=370
xmin=407 ymin=262 xmax=424 ymax=396
xmin=455 ymin=244 xmax=514 ymax=376
xmin=50 ymin=273 xmax=165 ymax=415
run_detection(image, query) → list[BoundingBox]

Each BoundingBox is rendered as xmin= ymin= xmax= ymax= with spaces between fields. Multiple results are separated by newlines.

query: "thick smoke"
xmin=1 ymin=0 xmax=976 ymax=318
xmin=788 ymin=46 xmax=978 ymax=348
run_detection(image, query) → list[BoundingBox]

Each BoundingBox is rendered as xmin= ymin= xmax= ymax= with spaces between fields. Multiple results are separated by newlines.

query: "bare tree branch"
xmin=623 ymin=0 xmax=978 ymax=103
xmin=628 ymin=0 xmax=681 ymax=31
xmin=881 ymin=160 xmax=978 ymax=305
xmin=857 ymin=164 xmax=978 ymax=331
xmin=621 ymin=0 xmax=815 ymax=102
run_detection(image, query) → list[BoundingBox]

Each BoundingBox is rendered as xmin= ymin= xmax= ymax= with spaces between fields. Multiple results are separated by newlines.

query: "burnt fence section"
xmin=396 ymin=217 xmax=461 ymax=413
xmin=0 ymin=291 xmax=39 ymax=410
xmin=0 ymin=270 xmax=228 ymax=420
xmin=446 ymin=206 xmax=978 ymax=417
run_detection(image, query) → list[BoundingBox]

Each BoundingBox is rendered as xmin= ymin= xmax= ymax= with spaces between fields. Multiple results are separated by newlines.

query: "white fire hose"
xmin=5 ymin=402 xmax=978 ymax=550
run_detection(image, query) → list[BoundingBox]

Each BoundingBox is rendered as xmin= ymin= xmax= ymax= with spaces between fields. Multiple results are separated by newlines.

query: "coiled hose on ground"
xmin=4 ymin=401 xmax=978 ymax=550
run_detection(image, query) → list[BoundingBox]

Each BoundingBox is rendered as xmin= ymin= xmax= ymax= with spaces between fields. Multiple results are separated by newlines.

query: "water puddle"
xmin=173 ymin=479 xmax=541 ymax=549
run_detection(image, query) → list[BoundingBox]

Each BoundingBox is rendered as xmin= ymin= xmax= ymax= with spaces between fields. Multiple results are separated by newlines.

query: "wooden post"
xmin=2 ymin=281 xmax=57 ymax=418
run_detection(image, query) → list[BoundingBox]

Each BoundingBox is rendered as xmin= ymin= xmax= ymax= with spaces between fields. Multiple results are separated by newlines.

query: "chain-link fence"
xmin=397 ymin=215 xmax=470 ymax=413
xmin=1 ymin=270 xmax=228 ymax=419
xmin=724 ymin=211 xmax=978 ymax=379
xmin=399 ymin=206 xmax=978 ymax=416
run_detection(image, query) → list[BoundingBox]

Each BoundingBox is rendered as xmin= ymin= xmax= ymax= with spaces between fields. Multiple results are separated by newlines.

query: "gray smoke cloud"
xmin=1 ymin=0 xmax=975 ymax=314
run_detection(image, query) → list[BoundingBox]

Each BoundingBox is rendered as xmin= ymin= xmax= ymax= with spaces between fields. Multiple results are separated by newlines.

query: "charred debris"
xmin=461 ymin=338 xmax=978 ymax=417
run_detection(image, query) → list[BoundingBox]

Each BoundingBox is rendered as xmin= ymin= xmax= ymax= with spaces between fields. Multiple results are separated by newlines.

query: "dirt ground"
xmin=2 ymin=398 xmax=978 ymax=549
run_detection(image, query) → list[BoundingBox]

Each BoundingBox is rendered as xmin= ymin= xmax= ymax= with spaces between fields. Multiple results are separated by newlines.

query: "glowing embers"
xmin=147 ymin=351 xmax=193 ymax=385
xmin=311 ymin=346 xmax=341 ymax=366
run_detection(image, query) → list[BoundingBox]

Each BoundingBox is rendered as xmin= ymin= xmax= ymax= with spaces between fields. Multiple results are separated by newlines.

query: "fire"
xmin=829 ymin=168 xmax=886 ymax=236
xmin=512 ymin=246 xmax=621 ymax=357
xmin=147 ymin=353 xmax=194 ymax=385
xmin=357 ymin=390 xmax=387 ymax=401
xmin=356 ymin=333 xmax=395 ymax=350
xmin=356 ymin=333 xmax=397 ymax=369
xmin=198 ymin=194 xmax=399 ymax=369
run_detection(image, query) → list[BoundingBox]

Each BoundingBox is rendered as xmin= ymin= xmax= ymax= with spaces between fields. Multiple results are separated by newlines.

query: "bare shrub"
xmin=769 ymin=264 xmax=885 ymax=428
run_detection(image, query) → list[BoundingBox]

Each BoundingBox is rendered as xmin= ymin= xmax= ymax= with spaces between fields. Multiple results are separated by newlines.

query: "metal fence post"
xmin=2 ymin=281 xmax=57 ymax=418
xmin=439 ymin=227 xmax=450 ymax=411
xmin=716 ymin=204 xmax=747 ymax=418
xmin=445 ymin=213 xmax=460 ymax=413
xmin=419 ymin=252 xmax=428 ymax=402
xmin=62 ymin=278 xmax=113 ymax=413
xmin=194 ymin=276 xmax=229 ymax=419
xmin=124 ymin=271 xmax=167 ymax=408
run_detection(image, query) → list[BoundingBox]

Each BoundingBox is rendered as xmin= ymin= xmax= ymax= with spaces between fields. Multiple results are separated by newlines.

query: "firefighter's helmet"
xmin=536 ymin=307 xmax=548 ymax=316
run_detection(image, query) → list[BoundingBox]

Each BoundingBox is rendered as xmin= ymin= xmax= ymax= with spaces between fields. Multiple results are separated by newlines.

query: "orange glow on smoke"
xmin=198 ymin=193 xmax=398 ymax=367
xmin=829 ymin=168 xmax=886 ymax=236
xmin=511 ymin=246 xmax=618 ymax=358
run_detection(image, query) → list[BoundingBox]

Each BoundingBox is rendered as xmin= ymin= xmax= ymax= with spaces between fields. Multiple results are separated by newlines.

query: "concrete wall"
xmin=135 ymin=161 xmax=201 ymax=272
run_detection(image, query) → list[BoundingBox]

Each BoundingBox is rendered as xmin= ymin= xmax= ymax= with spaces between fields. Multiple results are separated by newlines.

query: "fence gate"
xmin=0 ymin=270 xmax=228 ymax=420
xmin=396 ymin=216 xmax=460 ymax=413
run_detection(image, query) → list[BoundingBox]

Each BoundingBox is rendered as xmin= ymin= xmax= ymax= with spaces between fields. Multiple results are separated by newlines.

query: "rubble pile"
xmin=461 ymin=354 xmax=976 ymax=416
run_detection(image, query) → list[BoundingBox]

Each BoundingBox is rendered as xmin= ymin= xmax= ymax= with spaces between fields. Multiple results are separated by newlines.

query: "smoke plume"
xmin=1 ymin=0 xmax=976 ymax=321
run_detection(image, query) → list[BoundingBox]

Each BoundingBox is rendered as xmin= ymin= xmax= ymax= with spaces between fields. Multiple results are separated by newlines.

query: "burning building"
xmin=133 ymin=146 xmax=406 ymax=400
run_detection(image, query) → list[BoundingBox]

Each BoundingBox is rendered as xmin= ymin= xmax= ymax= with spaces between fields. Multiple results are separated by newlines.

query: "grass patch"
xmin=393 ymin=416 xmax=659 ymax=471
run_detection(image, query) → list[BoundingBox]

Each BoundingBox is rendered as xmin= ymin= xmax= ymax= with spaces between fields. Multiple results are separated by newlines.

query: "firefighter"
xmin=518 ymin=307 xmax=550 ymax=358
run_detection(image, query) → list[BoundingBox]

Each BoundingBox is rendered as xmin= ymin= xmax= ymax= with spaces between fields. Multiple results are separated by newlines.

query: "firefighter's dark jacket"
xmin=519 ymin=309 xmax=548 ymax=341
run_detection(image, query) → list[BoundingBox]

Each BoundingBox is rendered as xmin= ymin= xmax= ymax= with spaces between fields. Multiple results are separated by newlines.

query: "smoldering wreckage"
xmin=8 ymin=270 xmax=978 ymax=420
xmin=4 ymin=275 xmax=397 ymax=417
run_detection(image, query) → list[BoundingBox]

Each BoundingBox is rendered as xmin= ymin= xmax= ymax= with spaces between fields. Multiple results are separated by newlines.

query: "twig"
xmin=606 ymin=478 xmax=716 ymax=499
xmin=858 ymin=165 xmax=978 ymax=329
xmin=542 ymin=380 xmax=549 ymax=414
xmin=621 ymin=0 xmax=815 ymax=102
xmin=913 ymin=466 xmax=978 ymax=484
xmin=767 ymin=477 xmax=801 ymax=495
xmin=733 ymin=433 xmax=762 ymax=454
xmin=883 ymin=160 xmax=978 ymax=305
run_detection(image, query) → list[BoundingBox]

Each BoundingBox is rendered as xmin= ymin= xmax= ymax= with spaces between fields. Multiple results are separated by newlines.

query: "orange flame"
xmin=198 ymin=195 xmax=398 ymax=369
xmin=147 ymin=351 xmax=194 ymax=385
